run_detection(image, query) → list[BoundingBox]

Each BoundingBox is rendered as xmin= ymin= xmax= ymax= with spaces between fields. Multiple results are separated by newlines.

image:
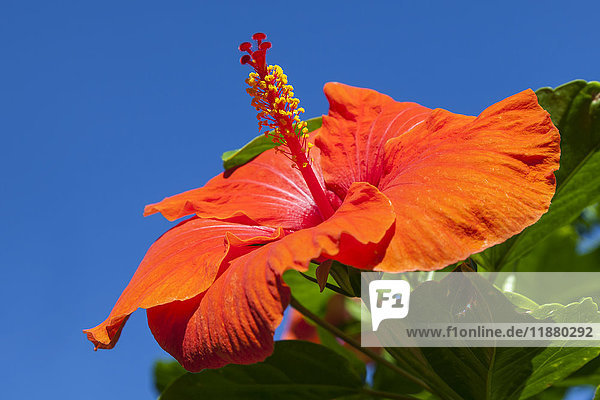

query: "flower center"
xmin=239 ymin=33 xmax=335 ymax=220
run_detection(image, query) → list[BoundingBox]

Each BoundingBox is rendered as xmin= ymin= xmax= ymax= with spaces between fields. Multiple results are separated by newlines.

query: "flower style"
xmin=84 ymin=33 xmax=560 ymax=372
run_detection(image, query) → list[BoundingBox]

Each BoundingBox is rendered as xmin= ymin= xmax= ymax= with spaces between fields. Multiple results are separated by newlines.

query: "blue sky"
xmin=1 ymin=1 xmax=599 ymax=398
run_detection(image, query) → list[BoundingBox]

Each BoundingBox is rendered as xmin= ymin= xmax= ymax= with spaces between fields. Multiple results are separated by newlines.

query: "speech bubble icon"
xmin=369 ymin=280 xmax=411 ymax=331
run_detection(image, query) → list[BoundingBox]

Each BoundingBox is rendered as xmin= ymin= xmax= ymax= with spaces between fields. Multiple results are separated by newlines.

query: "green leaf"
xmin=221 ymin=134 xmax=275 ymax=170
xmin=329 ymin=261 xmax=364 ymax=297
xmin=527 ymin=297 xmax=600 ymax=322
xmin=552 ymin=375 xmax=600 ymax=386
xmin=159 ymin=340 xmax=363 ymax=400
xmin=384 ymin=273 xmax=535 ymax=400
xmin=516 ymin=297 xmax=600 ymax=398
xmin=515 ymin=224 xmax=600 ymax=272
xmin=503 ymin=291 xmax=540 ymax=311
xmin=595 ymin=385 xmax=599 ymax=400
xmin=386 ymin=274 xmax=600 ymax=400
xmin=551 ymin=355 xmax=600 ymax=387
xmin=153 ymin=360 xmax=187 ymax=394
xmin=527 ymin=387 xmax=566 ymax=400
xmin=372 ymin=358 xmax=423 ymax=395
xmin=284 ymin=265 xmax=366 ymax=379
xmin=517 ymin=347 xmax=600 ymax=399
xmin=222 ymin=117 xmax=323 ymax=170
xmin=493 ymin=296 xmax=600 ymax=399
xmin=315 ymin=326 xmax=366 ymax=380
xmin=498 ymin=293 xmax=600 ymax=395
xmin=473 ymin=80 xmax=600 ymax=271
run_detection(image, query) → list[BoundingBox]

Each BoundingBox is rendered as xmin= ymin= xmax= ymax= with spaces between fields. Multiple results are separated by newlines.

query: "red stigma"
xmin=259 ymin=42 xmax=272 ymax=51
xmin=240 ymin=54 xmax=252 ymax=65
xmin=238 ymin=42 xmax=252 ymax=52
xmin=238 ymin=33 xmax=272 ymax=76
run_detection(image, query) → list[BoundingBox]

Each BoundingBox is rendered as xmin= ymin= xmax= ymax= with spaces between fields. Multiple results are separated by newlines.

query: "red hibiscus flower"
xmin=84 ymin=33 xmax=560 ymax=372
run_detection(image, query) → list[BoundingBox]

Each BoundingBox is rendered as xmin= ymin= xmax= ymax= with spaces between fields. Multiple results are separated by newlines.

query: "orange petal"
xmin=377 ymin=89 xmax=560 ymax=271
xmin=144 ymin=147 xmax=341 ymax=230
xmin=146 ymin=182 xmax=395 ymax=371
xmin=83 ymin=217 xmax=283 ymax=350
xmin=315 ymin=82 xmax=431 ymax=198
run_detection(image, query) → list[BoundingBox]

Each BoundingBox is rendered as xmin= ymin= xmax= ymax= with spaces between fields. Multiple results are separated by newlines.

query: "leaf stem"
xmin=299 ymin=272 xmax=352 ymax=296
xmin=289 ymin=295 xmax=433 ymax=394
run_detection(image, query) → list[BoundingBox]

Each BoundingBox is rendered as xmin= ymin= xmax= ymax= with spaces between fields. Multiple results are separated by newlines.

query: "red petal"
xmin=377 ymin=89 xmax=560 ymax=271
xmin=144 ymin=148 xmax=339 ymax=230
xmin=316 ymin=83 xmax=431 ymax=198
xmin=147 ymin=182 xmax=395 ymax=371
xmin=83 ymin=218 xmax=283 ymax=350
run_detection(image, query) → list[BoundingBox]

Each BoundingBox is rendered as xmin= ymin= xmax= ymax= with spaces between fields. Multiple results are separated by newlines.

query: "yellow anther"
xmin=244 ymin=63 xmax=312 ymax=156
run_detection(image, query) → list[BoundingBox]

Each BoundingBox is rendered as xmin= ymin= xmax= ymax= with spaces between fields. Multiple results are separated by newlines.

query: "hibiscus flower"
xmin=84 ymin=33 xmax=560 ymax=372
